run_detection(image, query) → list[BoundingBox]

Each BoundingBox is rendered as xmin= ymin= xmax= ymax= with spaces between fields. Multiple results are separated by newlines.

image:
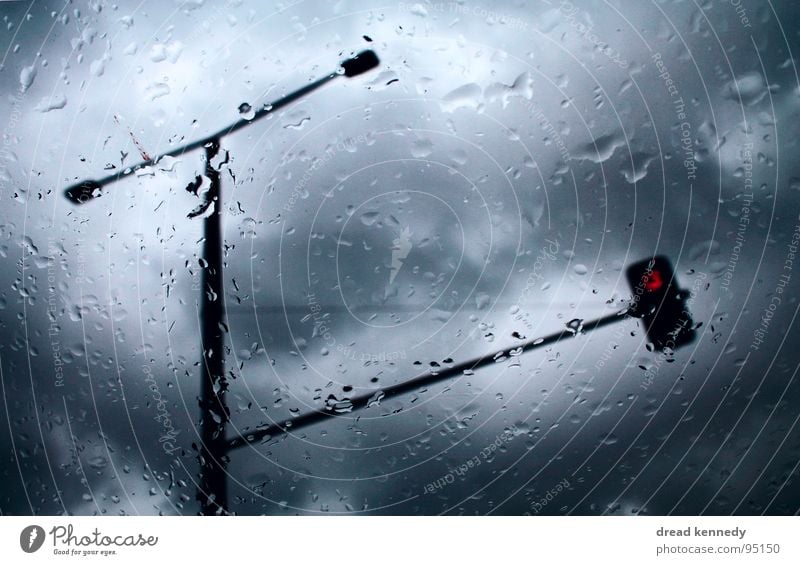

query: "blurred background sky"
xmin=1 ymin=0 xmax=799 ymax=515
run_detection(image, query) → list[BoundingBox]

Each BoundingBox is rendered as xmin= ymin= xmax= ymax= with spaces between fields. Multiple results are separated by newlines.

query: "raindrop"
xmin=283 ymin=110 xmax=311 ymax=130
xmin=450 ymin=149 xmax=468 ymax=165
xmin=688 ymin=240 xmax=720 ymax=261
xmin=573 ymin=131 xmax=624 ymax=163
xmin=475 ymin=293 xmax=490 ymax=310
xmin=485 ymin=72 xmax=534 ymax=107
xmin=566 ymin=318 xmax=584 ymax=335
xmin=440 ymin=83 xmax=482 ymax=113
xmin=621 ymin=152 xmax=656 ymax=184
xmin=360 ymin=211 xmax=379 ymax=226
xmin=238 ymin=102 xmax=255 ymax=120
xmin=410 ymin=3 xmax=428 ymax=17
xmin=599 ymin=432 xmax=618 ymax=445
xmin=90 ymin=53 xmax=111 ymax=77
xmin=19 ymin=64 xmax=36 ymax=92
xmin=87 ymin=456 xmax=108 ymax=470
xmin=367 ymin=390 xmax=384 ymax=407
xmin=145 ymin=82 xmax=170 ymax=101
xmin=35 ymin=93 xmax=67 ymax=112
xmin=149 ymin=40 xmax=184 ymax=64
xmin=411 ymin=138 xmax=433 ymax=158
xmin=325 ymin=395 xmax=353 ymax=413
xmin=367 ymin=70 xmax=400 ymax=91
xmin=722 ymin=72 xmax=767 ymax=106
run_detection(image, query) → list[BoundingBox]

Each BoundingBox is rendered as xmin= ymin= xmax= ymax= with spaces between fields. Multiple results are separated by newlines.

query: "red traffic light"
xmin=626 ymin=256 xmax=695 ymax=351
xmin=643 ymin=269 xmax=664 ymax=291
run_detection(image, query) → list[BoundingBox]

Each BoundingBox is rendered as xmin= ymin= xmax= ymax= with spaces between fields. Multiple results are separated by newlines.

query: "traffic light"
xmin=626 ymin=256 xmax=695 ymax=351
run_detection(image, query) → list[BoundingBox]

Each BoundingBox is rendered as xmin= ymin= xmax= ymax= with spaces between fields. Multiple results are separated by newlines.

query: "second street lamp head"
xmin=65 ymin=180 xmax=103 ymax=204
xmin=341 ymin=50 xmax=380 ymax=77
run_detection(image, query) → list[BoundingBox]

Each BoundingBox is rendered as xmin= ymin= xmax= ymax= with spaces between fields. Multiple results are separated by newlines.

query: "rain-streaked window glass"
xmin=1 ymin=0 xmax=799 ymax=516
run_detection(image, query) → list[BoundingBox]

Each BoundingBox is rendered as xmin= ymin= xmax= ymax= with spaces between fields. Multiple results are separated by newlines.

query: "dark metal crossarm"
xmin=227 ymin=309 xmax=630 ymax=451
xmin=196 ymin=138 xmax=228 ymax=515
xmin=62 ymin=50 xmax=380 ymax=203
xmin=63 ymin=74 xmax=337 ymax=203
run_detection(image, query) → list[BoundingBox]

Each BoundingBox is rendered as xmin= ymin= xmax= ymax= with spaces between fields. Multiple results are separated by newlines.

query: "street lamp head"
xmin=341 ymin=50 xmax=380 ymax=77
xmin=64 ymin=179 xmax=102 ymax=204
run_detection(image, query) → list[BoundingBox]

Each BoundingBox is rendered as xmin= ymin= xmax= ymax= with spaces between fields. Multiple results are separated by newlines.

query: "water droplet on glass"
xmin=440 ymin=83 xmax=482 ymax=113
xmin=238 ymin=102 xmax=255 ymax=120
xmin=621 ymin=152 xmax=656 ymax=184
xmin=325 ymin=395 xmax=353 ymax=413
xmin=475 ymin=293 xmax=490 ymax=310
xmin=283 ymin=109 xmax=311 ymax=130
xmin=87 ymin=456 xmax=108 ymax=470
xmin=360 ymin=211 xmax=379 ymax=226
xmin=573 ymin=131 xmax=624 ymax=163
xmin=35 ymin=93 xmax=67 ymax=112
xmin=722 ymin=72 xmax=767 ymax=106
xmin=566 ymin=318 xmax=584 ymax=335
xmin=19 ymin=64 xmax=36 ymax=92
xmin=411 ymin=138 xmax=433 ymax=158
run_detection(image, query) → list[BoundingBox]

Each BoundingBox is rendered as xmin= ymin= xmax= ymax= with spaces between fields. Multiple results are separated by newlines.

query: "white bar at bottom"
xmin=1 ymin=516 xmax=797 ymax=564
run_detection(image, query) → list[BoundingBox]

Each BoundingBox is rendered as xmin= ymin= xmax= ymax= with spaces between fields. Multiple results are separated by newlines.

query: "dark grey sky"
xmin=1 ymin=0 xmax=799 ymax=515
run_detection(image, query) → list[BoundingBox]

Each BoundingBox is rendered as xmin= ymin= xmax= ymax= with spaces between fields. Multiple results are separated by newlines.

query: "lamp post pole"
xmin=197 ymin=137 xmax=228 ymax=515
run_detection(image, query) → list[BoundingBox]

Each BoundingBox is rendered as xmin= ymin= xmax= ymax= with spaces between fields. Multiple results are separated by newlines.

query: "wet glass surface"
xmin=1 ymin=0 xmax=799 ymax=515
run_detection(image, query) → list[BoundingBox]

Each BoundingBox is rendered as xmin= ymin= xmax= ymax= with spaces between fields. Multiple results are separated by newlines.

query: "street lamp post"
xmin=62 ymin=50 xmax=381 ymax=515
xmin=197 ymin=137 xmax=227 ymax=515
